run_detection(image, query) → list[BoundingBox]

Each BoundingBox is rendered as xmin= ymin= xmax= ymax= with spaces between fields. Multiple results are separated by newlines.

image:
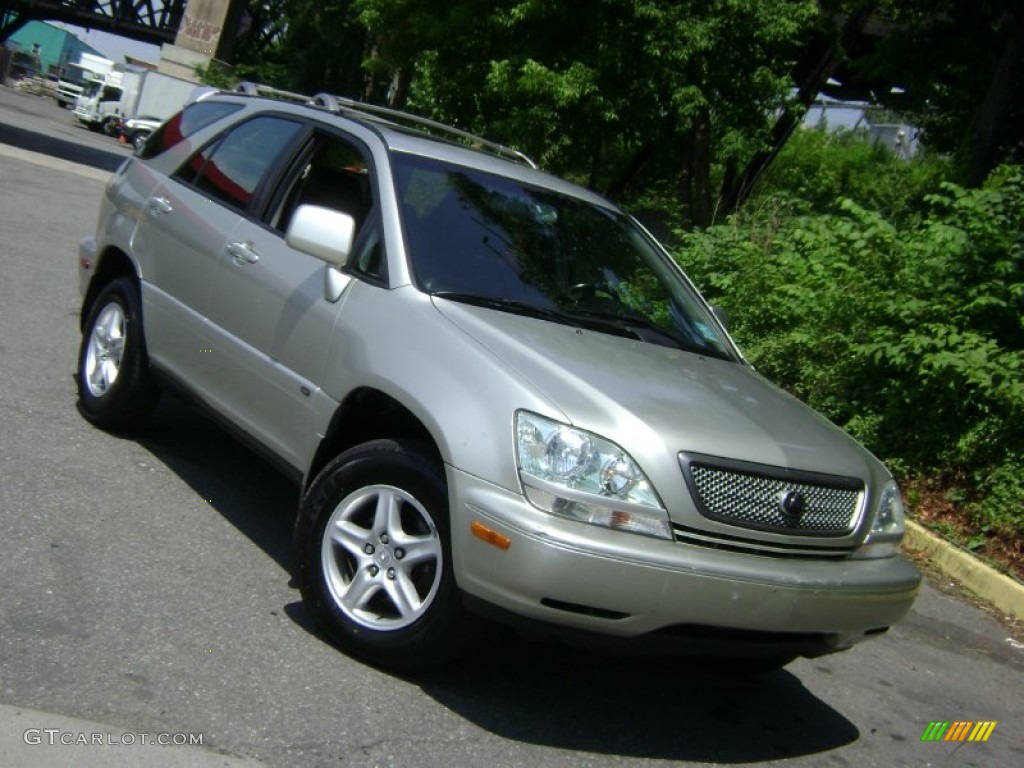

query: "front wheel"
xmin=77 ymin=276 xmax=159 ymax=430
xmin=294 ymin=439 xmax=469 ymax=670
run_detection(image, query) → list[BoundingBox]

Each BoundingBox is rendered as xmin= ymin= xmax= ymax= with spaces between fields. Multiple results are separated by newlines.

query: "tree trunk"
xmin=691 ymin=106 xmax=713 ymax=228
xmin=967 ymin=15 xmax=1024 ymax=186
xmin=719 ymin=2 xmax=880 ymax=216
xmin=604 ymin=141 xmax=659 ymax=200
xmin=388 ymin=68 xmax=412 ymax=108
xmin=678 ymin=129 xmax=694 ymax=225
xmin=362 ymin=39 xmax=381 ymax=102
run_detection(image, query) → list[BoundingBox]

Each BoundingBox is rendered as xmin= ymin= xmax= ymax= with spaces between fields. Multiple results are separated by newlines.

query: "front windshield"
xmin=393 ymin=153 xmax=735 ymax=360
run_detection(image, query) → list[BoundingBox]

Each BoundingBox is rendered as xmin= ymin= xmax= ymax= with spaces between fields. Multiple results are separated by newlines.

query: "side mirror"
xmin=285 ymin=204 xmax=356 ymax=268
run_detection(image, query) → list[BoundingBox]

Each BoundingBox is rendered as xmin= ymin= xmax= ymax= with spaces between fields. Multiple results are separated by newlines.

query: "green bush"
xmin=675 ymin=165 xmax=1024 ymax=540
xmin=755 ymin=126 xmax=952 ymax=221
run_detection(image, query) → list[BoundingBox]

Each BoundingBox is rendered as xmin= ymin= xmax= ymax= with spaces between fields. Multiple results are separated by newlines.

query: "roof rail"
xmin=235 ymin=81 xmax=313 ymax=105
xmin=234 ymin=82 xmax=537 ymax=169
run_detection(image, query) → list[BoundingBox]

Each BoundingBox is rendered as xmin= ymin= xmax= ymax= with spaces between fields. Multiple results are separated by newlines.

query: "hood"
xmin=433 ymin=299 xmax=877 ymax=480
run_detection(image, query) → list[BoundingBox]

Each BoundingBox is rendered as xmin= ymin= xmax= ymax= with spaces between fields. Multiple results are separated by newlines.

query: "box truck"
xmin=56 ymin=53 xmax=114 ymax=108
xmin=73 ymin=70 xmax=138 ymax=132
xmin=73 ymin=69 xmax=198 ymax=139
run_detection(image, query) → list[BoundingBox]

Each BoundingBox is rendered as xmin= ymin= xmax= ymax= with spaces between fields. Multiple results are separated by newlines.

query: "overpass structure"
xmin=1 ymin=0 xmax=243 ymax=76
xmin=0 ymin=1 xmax=186 ymax=45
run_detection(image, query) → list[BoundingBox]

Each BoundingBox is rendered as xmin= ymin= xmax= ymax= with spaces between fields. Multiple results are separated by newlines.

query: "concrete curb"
xmin=904 ymin=520 xmax=1024 ymax=620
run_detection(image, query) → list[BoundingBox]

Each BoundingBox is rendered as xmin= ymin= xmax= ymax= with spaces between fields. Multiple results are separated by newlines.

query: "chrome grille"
xmin=671 ymin=523 xmax=855 ymax=560
xmin=683 ymin=457 xmax=863 ymax=537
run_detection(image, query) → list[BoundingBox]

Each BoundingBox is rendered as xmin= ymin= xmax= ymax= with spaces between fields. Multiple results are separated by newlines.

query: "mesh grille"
xmin=688 ymin=463 xmax=862 ymax=536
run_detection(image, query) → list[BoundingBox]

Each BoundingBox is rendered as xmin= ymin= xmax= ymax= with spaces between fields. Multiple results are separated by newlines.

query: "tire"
xmin=294 ymin=439 xmax=468 ymax=671
xmin=77 ymin=276 xmax=159 ymax=430
xmin=131 ymin=131 xmax=150 ymax=150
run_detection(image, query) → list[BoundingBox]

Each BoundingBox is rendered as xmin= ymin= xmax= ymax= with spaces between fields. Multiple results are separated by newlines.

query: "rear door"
xmin=137 ymin=112 xmax=308 ymax=403
xmin=132 ymin=150 xmax=241 ymax=389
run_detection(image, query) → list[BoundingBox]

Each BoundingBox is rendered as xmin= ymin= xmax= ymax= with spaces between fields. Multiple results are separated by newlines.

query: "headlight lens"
xmin=515 ymin=411 xmax=671 ymax=539
xmin=854 ymin=478 xmax=907 ymax=559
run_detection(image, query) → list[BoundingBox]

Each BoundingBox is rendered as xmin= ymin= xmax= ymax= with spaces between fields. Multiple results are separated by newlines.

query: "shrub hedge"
xmin=674 ymin=147 xmax=1023 ymax=542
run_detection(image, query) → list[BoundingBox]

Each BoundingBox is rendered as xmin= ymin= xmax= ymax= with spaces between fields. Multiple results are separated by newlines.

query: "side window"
xmin=138 ymin=101 xmax=243 ymax=159
xmin=271 ymin=134 xmax=372 ymax=237
xmin=175 ymin=116 xmax=305 ymax=211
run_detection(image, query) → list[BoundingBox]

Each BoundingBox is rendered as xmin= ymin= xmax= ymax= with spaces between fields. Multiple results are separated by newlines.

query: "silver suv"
xmin=76 ymin=88 xmax=920 ymax=672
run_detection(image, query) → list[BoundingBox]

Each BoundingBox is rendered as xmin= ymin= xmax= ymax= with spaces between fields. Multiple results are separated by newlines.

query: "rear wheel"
xmin=295 ymin=439 xmax=468 ymax=670
xmin=77 ymin=276 xmax=159 ymax=430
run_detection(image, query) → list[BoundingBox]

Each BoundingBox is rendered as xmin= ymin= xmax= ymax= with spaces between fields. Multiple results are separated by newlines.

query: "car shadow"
xmin=412 ymin=633 xmax=860 ymax=763
xmin=131 ymin=396 xmax=299 ymax=573
xmin=0 ymin=121 xmax=127 ymax=172
xmin=131 ymin=396 xmax=860 ymax=764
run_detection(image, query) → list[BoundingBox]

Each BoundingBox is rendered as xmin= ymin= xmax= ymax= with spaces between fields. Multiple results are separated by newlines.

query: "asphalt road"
xmin=1 ymin=84 xmax=1022 ymax=768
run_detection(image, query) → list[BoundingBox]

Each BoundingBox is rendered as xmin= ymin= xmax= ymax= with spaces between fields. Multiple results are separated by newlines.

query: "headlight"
xmin=853 ymin=478 xmax=906 ymax=559
xmin=515 ymin=411 xmax=671 ymax=539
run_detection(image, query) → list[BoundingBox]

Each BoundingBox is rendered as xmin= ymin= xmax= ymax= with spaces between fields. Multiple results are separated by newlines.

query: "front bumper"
xmin=449 ymin=467 xmax=921 ymax=655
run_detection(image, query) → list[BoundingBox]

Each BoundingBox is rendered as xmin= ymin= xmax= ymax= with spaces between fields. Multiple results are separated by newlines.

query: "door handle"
xmin=227 ymin=241 xmax=260 ymax=265
xmin=148 ymin=196 xmax=173 ymax=215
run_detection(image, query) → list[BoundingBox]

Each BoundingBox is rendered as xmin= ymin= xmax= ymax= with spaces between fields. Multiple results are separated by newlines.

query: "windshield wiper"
xmin=565 ymin=307 xmax=724 ymax=357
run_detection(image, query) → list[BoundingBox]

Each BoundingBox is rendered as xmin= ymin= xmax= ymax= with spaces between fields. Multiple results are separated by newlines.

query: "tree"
xmin=227 ymin=1 xmax=1024 ymax=221
xmin=204 ymin=1 xmax=370 ymax=96
xmin=355 ymin=0 xmax=821 ymax=227
xmin=852 ymin=0 xmax=1024 ymax=185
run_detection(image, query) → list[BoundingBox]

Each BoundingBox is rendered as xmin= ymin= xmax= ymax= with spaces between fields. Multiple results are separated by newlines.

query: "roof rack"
xmin=234 ymin=81 xmax=313 ymax=105
xmin=234 ymin=82 xmax=537 ymax=170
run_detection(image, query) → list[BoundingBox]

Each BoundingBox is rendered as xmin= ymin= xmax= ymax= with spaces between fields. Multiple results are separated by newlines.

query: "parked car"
xmin=75 ymin=88 xmax=920 ymax=672
xmin=118 ymin=115 xmax=163 ymax=148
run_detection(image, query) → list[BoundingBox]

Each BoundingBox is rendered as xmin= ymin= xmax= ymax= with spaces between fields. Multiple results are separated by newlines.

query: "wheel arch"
xmin=305 ymin=387 xmax=444 ymax=495
xmin=81 ymin=247 xmax=140 ymax=332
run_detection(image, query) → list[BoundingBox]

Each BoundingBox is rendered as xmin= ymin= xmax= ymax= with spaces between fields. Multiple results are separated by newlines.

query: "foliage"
xmin=355 ymin=0 xmax=821 ymax=225
xmin=193 ymin=62 xmax=236 ymax=90
xmin=274 ymin=0 xmax=368 ymax=96
xmin=224 ymin=1 xmax=1024 ymax=220
xmin=755 ymin=126 xmax=953 ymax=221
xmin=677 ymin=163 xmax=1024 ymax=538
xmin=863 ymin=1 xmax=1024 ymax=184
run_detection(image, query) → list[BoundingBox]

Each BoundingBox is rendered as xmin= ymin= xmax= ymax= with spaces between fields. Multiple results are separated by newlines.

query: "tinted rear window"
xmin=138 ymin=101 xmax=243 ymax=159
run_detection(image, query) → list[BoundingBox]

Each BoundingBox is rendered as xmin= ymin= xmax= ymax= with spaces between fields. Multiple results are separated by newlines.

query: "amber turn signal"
xmin=470 ymin=520 xmax=511 ymax=550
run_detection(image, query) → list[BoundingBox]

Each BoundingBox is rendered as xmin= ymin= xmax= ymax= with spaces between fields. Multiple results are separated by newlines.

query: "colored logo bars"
xmin=921 ymin=721 xmax=997 ymax=742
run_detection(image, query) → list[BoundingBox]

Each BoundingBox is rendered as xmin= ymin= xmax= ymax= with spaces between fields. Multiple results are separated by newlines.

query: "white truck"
xmin=73 ymin=70 xmax=137 ymax=132
xmin=73 ymin=69 xmax=198 ymax=142
xmin=56 ymin=53 xmax=114 ymax=108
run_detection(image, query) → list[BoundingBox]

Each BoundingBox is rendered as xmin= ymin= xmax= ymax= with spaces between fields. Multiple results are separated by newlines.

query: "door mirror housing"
xmin=286 ymin=205 xmax=356 ymax=268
